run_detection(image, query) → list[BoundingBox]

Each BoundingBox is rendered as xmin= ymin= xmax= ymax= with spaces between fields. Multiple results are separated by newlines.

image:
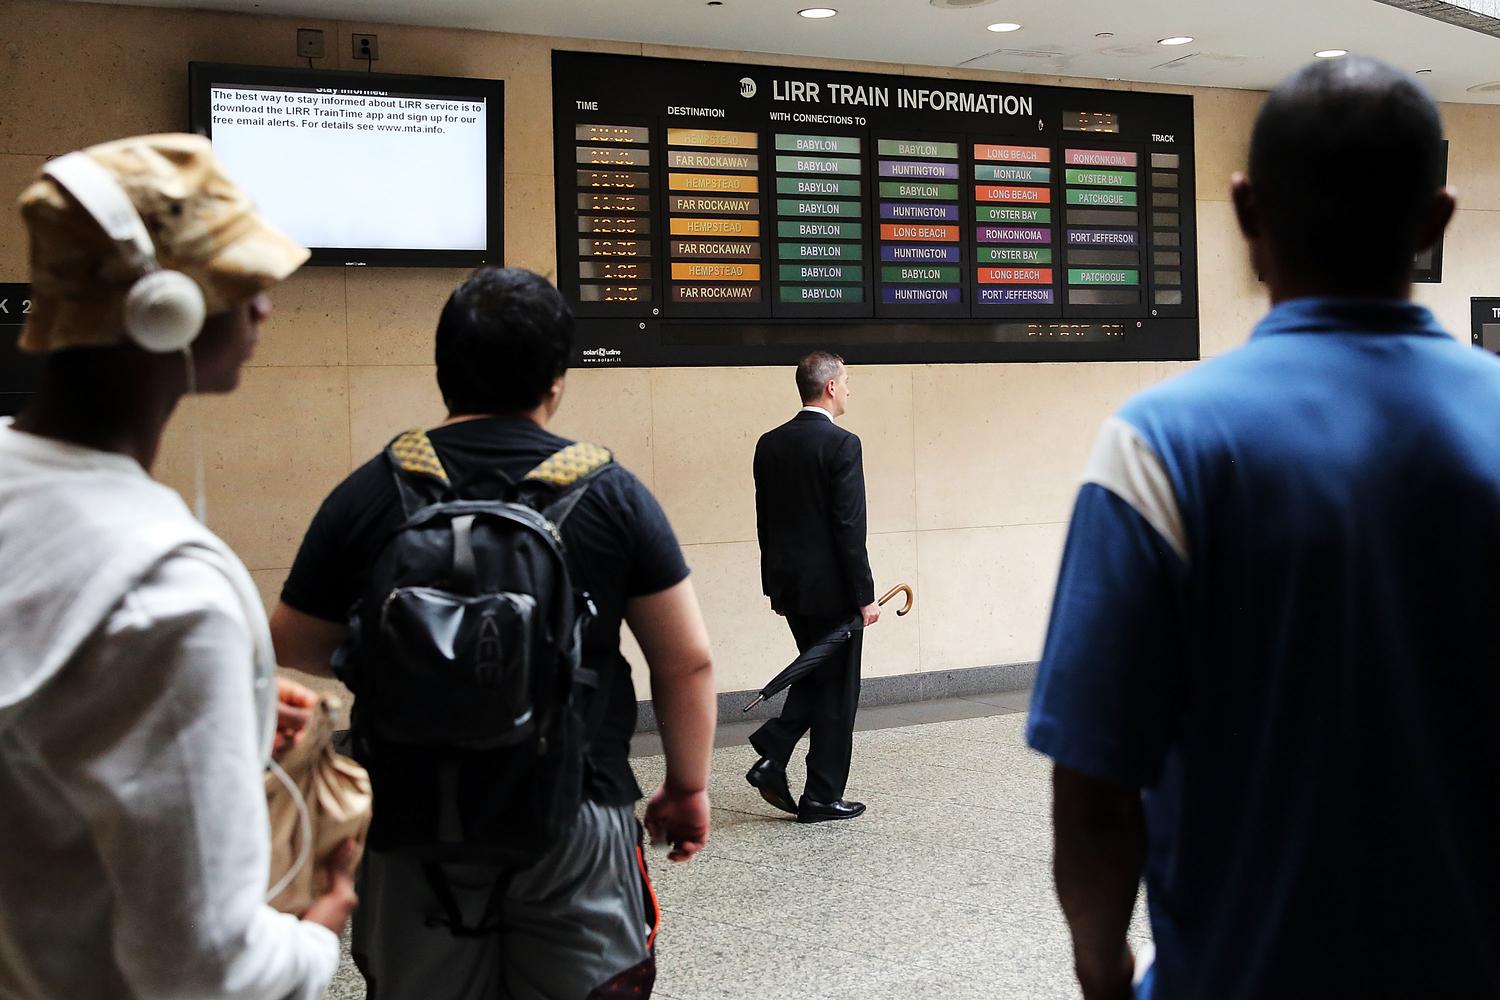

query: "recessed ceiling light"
xmin=1416 ymin=68 xmax=1432 ymax=74
xmin=1314 ymin=48 xmax=1348 ymax=58
xmin=1158 ymin=35 xmax=1194 ymax=46
xmin=798 ymin=7 xmax=838 ymax=17
xmin=1095 ymin=32 xmax=1115 ymax=39
xmin=987 ymin=22 xmax=1022 ymax=32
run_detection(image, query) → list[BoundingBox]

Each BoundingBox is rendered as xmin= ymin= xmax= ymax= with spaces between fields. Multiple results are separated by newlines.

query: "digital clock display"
xmin=1063 ymin=111 xmax=1120 ymax=133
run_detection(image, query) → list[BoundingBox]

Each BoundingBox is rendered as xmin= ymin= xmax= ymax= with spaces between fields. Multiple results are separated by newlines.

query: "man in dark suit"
xmin=746 ymin=351 xmax=880 ymax=823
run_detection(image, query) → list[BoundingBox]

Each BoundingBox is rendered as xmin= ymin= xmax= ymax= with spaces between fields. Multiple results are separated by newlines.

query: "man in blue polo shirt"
xmin=1028 ymin=57 xmax=1500 ymax=999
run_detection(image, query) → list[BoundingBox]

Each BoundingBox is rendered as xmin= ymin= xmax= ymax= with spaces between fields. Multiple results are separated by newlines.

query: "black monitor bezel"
xmin=188 ymin=62 xmax=503 ymax=268
xmin=1470 ymin=297 xmax=1500 ymax=354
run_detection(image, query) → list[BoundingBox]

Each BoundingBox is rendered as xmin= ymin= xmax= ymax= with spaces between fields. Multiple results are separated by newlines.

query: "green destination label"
xmin=1067 ymin=189 xmax=1138 ymax=207
xmin=976 ymin=205 xmax=1052 ymax=223
xmin=779 ymin=285 xmax=864 ymax=303
xmin=778 ymin=220 xmax=863 ymax=239
xmin=775 ymin=155 xmax=862 ymax=175
xmin=775 ymin=134 xmax=862 ymax=154
xmin=978 ymin=246 xmax=1052 ymax=264
xmin=778 ymin=242 xmax=865 ymax=260
xmin=881 ymin=265 xmax=961 ymax=283
xmin=876 ymin=138 xmax=959 ymax=159
xmin=878 ymin=181 xmax=958 ymax=200
xmin=1067 ymin=268 xmax=1140 ymax=285
xmin=1064 ymin=168 xmax=1138 ymax=187
xmin=778 ymin=264 xmax=864 ymax=282
xmin=776 ymin=177 xmax=862 ymax=196
xmin=974 ymin=164 xmax=1051 ymax=183
xmin=776 ymin=198 xmax=862 ymax=218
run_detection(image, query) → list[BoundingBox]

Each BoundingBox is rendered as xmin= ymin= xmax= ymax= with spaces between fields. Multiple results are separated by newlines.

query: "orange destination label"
xmin=670 ymin=262 xmax=762 ymax=281
xmin=669 ymin=217 xmax=762 ymax=236
xmin=975 ymin=185 xmax=1052 ymax=203
xmin=879 ymin=223 xmax=960 ymax=241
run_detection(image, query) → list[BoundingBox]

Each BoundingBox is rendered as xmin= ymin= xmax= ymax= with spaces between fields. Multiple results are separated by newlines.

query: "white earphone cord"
xmin=176 ymin=351 xmax=308 ymax=901
xmin=180 ymin=348 xmax=207 ymax=523
xmin=264 ymin=756 xmax=313 ymax=903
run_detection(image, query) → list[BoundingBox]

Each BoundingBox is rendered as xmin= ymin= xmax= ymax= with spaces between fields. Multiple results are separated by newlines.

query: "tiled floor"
xmin=327 ymin=693 xmax=1151 ymax=999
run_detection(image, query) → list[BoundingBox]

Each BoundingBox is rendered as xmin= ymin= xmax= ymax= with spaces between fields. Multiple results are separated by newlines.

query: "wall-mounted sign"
xmin=0 ymin=284 xmax=39 ymax=417
xmin=553 ymin=52 xmax=1198 ymax=367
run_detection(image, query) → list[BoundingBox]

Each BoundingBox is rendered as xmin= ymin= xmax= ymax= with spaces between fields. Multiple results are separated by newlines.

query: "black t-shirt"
xmin=281 ymin=416 xmax=690 ymax=805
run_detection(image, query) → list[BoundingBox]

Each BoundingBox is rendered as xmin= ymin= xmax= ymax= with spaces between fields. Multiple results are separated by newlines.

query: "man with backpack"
xmin=270 ymin=267 xmax=716 ymax=999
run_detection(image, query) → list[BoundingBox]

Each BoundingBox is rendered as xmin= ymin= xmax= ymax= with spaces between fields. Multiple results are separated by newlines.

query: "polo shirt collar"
xmin=1251 ymin=296 xmax=1447 ymax=341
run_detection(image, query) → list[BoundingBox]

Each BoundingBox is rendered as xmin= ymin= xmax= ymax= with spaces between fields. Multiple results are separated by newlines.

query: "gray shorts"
xmin=351 ymin=800 xmax=660 ymax=1000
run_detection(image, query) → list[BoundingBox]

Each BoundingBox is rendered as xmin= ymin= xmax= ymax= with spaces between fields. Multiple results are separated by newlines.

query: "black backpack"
xmin=335 ymin=428 xmax=614 ymax=873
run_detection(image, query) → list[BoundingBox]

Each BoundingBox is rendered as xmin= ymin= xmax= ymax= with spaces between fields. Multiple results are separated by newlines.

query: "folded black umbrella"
xmin=742 ymin=584 xmax=914 ymax=713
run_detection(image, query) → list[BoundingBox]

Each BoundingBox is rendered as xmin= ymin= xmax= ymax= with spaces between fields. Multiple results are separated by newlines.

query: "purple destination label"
xmin=878 ymin=160 xmax=960 ymax=180
xmin=979 ymin=287 xmax=1055 ymax=304
xmin=881 ymin=244 xmax=962 ymax=263
xmin=976 ymin=226 xmax=1050 ymax=244
xmin=881 ymin=202 xmax=960 ymax=221
xmin=882 ymin=286 xmax=962 ymax=305
xmin=1068 ymin=228 xmax=1139 ymax=246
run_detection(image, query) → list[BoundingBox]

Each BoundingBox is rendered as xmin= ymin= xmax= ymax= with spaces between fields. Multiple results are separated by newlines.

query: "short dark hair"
xmin=435 ymin=267 xmax=574 ymax=414
xmin=795 ymin=351 xmax=845 ymax=403
xmin=1249 ymin=56 xmax=1444 ymax=288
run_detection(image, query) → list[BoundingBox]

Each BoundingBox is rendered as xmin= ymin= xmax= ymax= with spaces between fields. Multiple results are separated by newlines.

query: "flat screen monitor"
xmin=189 ymin=63 xmax=503 ymax=267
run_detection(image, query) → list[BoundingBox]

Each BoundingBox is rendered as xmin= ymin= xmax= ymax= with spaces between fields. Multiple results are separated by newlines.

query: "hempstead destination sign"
xmin=552 ymin=51 xmax=1198 ymax=367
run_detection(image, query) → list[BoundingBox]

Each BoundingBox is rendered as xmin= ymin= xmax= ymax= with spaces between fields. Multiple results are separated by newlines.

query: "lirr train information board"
xmin=552 ymin=52 xmax=1198 ymax=367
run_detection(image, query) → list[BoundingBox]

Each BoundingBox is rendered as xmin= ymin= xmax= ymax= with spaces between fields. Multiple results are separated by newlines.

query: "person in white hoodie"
xmin=0 ymin=134 xmax=355 ymax=999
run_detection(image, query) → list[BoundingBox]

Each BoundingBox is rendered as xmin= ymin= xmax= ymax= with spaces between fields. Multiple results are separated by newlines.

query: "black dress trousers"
xmin=749 ymin=612 xmax=863 ymax=803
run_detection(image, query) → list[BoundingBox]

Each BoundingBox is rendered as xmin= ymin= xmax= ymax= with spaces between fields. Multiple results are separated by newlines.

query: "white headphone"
xmin=42 ymin=152 xmax=206 ymax=353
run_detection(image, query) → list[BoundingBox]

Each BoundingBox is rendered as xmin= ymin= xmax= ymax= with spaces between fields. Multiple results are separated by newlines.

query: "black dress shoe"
xmin=745 ymin=757 xmax=797 ymax=815
xmin=797 ymin=797 xmax=866 ymax=823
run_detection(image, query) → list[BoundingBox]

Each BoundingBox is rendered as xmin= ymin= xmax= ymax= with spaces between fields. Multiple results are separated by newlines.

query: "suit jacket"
xmin=753 ymin=410 xmax=875 ymax=618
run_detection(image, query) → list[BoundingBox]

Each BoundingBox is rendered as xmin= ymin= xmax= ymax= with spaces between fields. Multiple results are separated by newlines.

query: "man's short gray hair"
xmin=795 ymin=351 xmax=844 ymax=403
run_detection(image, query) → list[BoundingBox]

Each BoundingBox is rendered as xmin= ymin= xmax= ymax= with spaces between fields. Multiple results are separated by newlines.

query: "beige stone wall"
xmin=6 ymin=0 xmax=1499 ymax=698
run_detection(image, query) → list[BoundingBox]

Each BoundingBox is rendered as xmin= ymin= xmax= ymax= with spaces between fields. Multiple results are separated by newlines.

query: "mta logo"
xmin=739 ymin=77 xmax=757 ymax=98
xmin=474 ymin=611 xmax=503 ymax=687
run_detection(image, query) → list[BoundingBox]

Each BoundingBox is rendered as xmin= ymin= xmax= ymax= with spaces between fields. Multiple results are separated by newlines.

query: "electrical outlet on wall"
xmin=352 ymin=33 xmax=379 ymax=61
xmin=296 ymin=28 xmax=325 ymax=59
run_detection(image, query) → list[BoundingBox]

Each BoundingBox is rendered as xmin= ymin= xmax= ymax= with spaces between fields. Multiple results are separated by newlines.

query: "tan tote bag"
xmin=264 ymin=696 xmax=373 ymax=915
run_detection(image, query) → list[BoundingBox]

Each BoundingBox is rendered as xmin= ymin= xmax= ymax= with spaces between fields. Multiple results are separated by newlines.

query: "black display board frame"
xmin=1471 ymin=297 xmax=1500 ymax=353
xmin=553 ymin=51 xmax=1198 ymax=367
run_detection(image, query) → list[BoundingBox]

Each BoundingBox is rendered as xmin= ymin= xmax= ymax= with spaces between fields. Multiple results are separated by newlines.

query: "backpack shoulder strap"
xmin=524 ymin=442 xmax=613 ymax=489
xmin=385 ymin=428 xmax=452 ymax=516
xmin=521 ymin=443 xmax=613 ymax=528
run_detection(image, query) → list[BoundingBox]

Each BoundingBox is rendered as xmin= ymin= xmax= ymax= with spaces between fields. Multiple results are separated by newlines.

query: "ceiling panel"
xmin=70 ymin=0 xmax=1500 ymax=104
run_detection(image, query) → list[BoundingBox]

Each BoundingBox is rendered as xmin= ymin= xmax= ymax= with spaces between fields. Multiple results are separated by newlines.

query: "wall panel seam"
xmin=913 ymin=520 xmax=1071 ymax=535
xmin=910 ymin=364 xmax=924 ymax=672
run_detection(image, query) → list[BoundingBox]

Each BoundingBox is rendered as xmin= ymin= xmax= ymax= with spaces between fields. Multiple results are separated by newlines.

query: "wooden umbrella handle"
xmin=877 ymin=583 xmax=914 ymax=616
